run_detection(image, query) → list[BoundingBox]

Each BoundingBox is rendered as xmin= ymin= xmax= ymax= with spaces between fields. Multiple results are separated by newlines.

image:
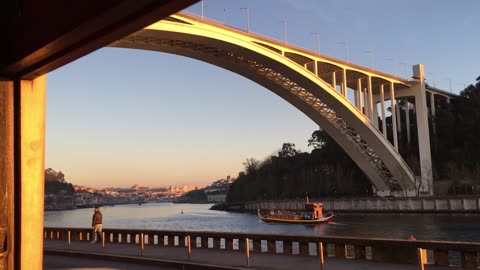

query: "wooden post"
xmin=140 ymin=233 xmax=144 ymax=256
xmin=187 ymin=235 xmax=191 ymax=260
xmin=245 ymin=238 xmax=250 ymax=267
xmin=318 ymin=242 xmax=324 ymax=270
xmin=67 ymin=231 xmax=71 ymax=249
xmin=417 ymin=248 xmax=425 ymax=270
xmin=102 ymin=232 xmax=105 ymax=253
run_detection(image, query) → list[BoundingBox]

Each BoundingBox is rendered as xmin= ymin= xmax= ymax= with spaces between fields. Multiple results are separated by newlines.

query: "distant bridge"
xmin=111 ymin=12 xmax=456 ymax=197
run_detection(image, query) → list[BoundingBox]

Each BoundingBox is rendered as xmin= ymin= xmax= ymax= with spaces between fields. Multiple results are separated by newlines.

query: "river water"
xmin=44 ymin=202 xmax=480 ymax=242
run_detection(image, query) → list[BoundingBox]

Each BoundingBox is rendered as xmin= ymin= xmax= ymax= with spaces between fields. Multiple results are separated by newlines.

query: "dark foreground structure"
xmin=44 ymin=227 xmax=480 ymax=269
xmin=0 ymin=1 xmax=198 ymax=269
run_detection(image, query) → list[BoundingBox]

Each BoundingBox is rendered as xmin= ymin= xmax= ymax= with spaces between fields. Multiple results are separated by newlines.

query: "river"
xmin=44 ymin=202 xmax=480 ymax=242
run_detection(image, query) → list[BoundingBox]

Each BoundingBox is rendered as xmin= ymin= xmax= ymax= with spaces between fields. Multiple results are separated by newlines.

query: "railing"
xmin=44 ymin=227 xmax=480 ymax=269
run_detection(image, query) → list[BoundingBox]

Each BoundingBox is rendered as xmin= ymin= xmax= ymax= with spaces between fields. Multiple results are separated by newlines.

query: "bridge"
xmin=111 ymin=12 xmax=456 ymax=197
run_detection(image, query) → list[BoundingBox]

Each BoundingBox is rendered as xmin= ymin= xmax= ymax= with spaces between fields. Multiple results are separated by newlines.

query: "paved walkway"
xmin=44 ymin=240 xmax=463 ymax=270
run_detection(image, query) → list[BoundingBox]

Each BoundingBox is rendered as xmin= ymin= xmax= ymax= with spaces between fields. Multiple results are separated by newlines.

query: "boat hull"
xmin=258 ymin=212 xmax=334 ymax=224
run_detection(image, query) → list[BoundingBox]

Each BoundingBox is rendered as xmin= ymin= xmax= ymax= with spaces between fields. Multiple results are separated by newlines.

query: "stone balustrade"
xmin=44 ymin=227 xmax=480 ymax=268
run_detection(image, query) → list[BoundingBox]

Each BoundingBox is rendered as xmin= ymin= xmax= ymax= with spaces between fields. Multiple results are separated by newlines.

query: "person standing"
xmin=90 ymin=207 xmax=103 ymax=243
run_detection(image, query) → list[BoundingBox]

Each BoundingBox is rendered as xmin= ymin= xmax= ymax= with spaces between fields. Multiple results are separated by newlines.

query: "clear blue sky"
xmin=45 ymin=0 xmax=479 ymax=188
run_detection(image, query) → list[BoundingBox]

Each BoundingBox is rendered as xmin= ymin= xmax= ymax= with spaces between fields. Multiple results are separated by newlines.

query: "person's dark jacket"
xmin=92 ymin=211 xmax=102 ymax=226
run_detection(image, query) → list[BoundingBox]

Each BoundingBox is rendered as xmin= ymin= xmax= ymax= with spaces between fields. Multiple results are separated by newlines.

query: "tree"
xmin=278 ymin=143 xmax=300 ymax=158
xmin=243 ymin=158 xmax=259 ymax=175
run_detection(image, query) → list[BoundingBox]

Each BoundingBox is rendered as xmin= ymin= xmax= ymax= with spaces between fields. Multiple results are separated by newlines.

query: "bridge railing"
xmin=44 ymin=227 xmax=480 ymax=268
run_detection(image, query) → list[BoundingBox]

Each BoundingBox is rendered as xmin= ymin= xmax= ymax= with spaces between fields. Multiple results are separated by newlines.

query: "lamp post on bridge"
xmin=364 ymin=49 xmax=374 ymax=68
xmin=310 ymin=32 xmax=320 ymax=53
xmin=283 ymin=20 xmax=288 ymax=44
xmin=223 ymin=8 xmax=228 ymax=25
xmin=201 ymin=0 xmax=204 ymax=19
xmin=427 ymin=72 xmax=436 ymax=87
xmin=444 ymin=78 xmax=452 ymax=92
xmin=337 ymin=41 xmax=348 ymax=62
xmin=399 ymin=62 xmax=408 ymax=80
xmin=386 ymin=58 xmax=396 ymax=78
xmin=240 ymin=8 xmax=250 ymax=32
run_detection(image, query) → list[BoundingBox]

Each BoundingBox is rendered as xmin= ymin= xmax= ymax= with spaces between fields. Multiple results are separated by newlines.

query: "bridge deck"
xmin=43 ymin=240 xmax=461 ymax=269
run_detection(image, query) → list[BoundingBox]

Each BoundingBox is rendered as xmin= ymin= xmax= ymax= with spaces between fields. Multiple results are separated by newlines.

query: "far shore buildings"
xmin=45 ymin=176 xmax=235 ymax=210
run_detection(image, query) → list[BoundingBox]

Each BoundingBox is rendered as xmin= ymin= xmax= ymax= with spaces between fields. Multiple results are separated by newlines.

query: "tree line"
xmin=45 ymin=168 xmax=74 ymax=194
xmin=226 ymin=75 xmax=480 ymax=203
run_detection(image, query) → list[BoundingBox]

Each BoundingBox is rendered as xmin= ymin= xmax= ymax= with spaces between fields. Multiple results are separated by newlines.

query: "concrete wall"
xmin=239 ymin=196 xmax=480 ymax=213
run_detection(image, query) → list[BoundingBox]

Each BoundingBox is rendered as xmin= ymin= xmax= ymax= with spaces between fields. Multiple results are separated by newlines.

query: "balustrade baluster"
xmin=354 ymin=245 xmax=366 ymax=259
xmin=180 ymin=235 xmax=187 ymax=247
xmin=238 ymin=238 xmax=245 ymax=251
xmin=300 ymin=242 xmax=310 ymax=256
xmin=267 ymin=240 xmax=276 ymax=254
xmin=335 ymin=244 xmax=347 ymax=258
xmin=226 ymin=238 xmax=233 ymax=250
xmin=213 ymin=238 xmax=221 ymax=249
xmin=461 ymin=251 xmax=477 ymax=268
xmin=253 ymin=240 xmax=261 ymax=253
xmin=283 ymin=241 xmax=292 ymax=255
xmin=201 ymin=237 xmax=208 ymax=248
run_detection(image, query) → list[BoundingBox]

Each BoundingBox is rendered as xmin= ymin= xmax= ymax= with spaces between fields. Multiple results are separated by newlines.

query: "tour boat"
xmin=257 ymin=202 xmax=334 ymax=224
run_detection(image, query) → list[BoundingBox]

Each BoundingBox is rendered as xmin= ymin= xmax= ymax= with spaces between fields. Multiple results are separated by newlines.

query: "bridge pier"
xmin=412 ymin=64 xmax=433 ymax=195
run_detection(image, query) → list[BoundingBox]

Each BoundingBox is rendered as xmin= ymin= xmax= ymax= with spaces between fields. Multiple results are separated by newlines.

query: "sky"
xmin=45 ymin=0 xmax=480 ymax=189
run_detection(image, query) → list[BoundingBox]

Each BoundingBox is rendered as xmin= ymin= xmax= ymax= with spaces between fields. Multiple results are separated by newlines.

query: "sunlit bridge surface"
xmin=109 ymin=12 xmax=456 ymax=197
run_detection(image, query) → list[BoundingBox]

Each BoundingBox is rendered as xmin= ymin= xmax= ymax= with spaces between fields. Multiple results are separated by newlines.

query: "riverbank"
xmin=214 ymin=195 xmax=480 ymax=213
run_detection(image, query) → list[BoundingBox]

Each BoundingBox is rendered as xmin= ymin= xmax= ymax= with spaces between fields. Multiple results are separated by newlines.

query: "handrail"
xmin=44 ymin=227 xmax=480 ymax=268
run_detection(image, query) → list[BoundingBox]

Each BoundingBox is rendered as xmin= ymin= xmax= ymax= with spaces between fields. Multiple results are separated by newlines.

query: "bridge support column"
xmin=355 ymin=78 xmax=362 ymax=110
xmin=412 ymin=64 xmax=433 ymax=195
xmin=390 ymin=82 xmax=399 ymax=150
xmin=430 ymin=92 xmax=436 ymax=135
xmin=331 ymin=71 xmax=336 ymax=89
xmin=404 ymin=98 xmax=411 ymax=144
xmin=342 ymin=68 xmax=347 ymax=97
xmin=367 ymin=76 xmax=374 ymax=122
xmin=380 ymin=85 xmax=387 ymax=137
xmin=0 ymin=76 xmax=46 ymax=270
xmin=373 ymin=104 xmax=379 ymax=129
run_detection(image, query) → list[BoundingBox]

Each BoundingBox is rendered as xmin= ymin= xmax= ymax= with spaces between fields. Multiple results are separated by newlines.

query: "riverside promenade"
xmin=43 ymin=240 xmax=462 ymax=270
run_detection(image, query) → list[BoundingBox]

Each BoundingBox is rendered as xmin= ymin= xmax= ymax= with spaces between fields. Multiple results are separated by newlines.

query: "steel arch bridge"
xmin=111 ymin=12 xmax=447 ymax=196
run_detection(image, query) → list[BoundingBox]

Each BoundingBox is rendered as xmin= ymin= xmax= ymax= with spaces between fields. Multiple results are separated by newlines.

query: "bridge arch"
xmin=111 ymin=13 xmax=417 ymax=195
